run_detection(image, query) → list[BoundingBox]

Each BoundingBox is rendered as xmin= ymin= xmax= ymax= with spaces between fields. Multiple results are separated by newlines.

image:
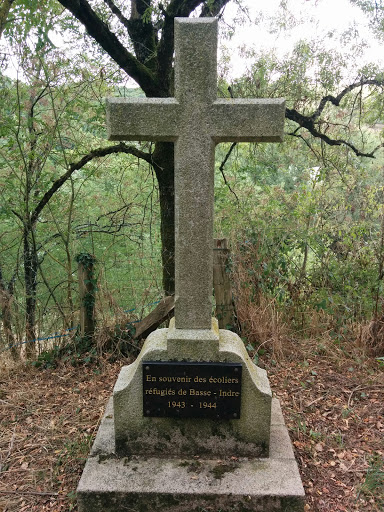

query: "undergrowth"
xmin=32 ymin=335 xmax=97 ymax=369
xmin=231 ymin=238 xmax=384 ymax=360
xmin=358 ymin=454 xmax=384 ymax=508
xmin=31 ymin=322 xmax=140 ymax=369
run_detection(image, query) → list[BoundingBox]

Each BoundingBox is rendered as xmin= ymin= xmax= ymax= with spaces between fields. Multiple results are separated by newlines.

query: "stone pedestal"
xmin=77 ymin=324 xmax=305 ymax=512
xmin=113 ymin=320 xmax=272 ymax=457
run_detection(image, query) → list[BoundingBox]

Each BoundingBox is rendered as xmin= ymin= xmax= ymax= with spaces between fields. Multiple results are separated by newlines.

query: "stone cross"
xmin=107 ymin=18 xmax=285 ymax=331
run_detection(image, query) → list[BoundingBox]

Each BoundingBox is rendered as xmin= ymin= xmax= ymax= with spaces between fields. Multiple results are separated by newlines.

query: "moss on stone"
xmin=209 ymin=460 xmax=240 ymax=479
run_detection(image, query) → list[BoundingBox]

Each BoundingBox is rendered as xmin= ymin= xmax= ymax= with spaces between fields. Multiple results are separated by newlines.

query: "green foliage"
xmin=215 ymin=95 xmax=384 ymax=346
xmin=75 ymin=252 xmax=97 ymax=269
xmin=358 ymin=454 xmax=384 ymax=507
xmin=245 ymin=342 xmax=266 ymax=365
xmin=32 ymin=345 xmax=62 ymax=369
xmin=0 ymin=27 xmax=161 ymax=354
xmin=1 ymin=0 xmax=61 ymax=43
xmin=351 ymin=1 xmax=384 ymax=39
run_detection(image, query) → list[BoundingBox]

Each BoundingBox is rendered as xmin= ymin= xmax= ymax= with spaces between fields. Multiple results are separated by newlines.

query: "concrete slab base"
xmin=77 ymin=398 xmax=305 ymax=512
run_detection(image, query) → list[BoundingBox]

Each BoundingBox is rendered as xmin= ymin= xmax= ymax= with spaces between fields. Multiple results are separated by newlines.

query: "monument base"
xmin=113 ymin=323 xmax=273 ymax=457
xmin=77 ymin=398 xmax=305 ymax=512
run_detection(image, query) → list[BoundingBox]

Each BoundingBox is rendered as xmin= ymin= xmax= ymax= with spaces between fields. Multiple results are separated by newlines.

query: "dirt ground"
xmin=0 ymin=340 xmax=383 ymax=511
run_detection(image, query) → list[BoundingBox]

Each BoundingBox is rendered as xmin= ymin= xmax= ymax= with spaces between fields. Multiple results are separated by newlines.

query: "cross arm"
xmin=210 ymin=98 xmax=286 ymax=143
xmin=106 ymin=97 xmax=180 ymax=141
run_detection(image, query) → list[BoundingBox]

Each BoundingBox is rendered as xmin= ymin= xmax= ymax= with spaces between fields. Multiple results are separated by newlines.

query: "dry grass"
xmin=235 ymin=293 xmax=288 ymax=358
xmin=359 ymin=319 xmax=384 ymax=357
xmin=267 ymin=340 xmax=384 ymax=512
xmin=231 ymin=243 xmax=292 ymax=358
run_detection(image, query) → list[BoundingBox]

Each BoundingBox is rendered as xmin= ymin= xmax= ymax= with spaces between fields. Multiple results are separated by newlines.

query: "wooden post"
xmin=213 ymin=238 xmax=234 ymax=329
xmin=76 ymin=253 xmax=96 ymax=339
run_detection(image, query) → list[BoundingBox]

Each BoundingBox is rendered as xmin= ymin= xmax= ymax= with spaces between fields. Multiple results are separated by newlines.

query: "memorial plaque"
xmin=142 ymin=361 xmax=242 ymax=419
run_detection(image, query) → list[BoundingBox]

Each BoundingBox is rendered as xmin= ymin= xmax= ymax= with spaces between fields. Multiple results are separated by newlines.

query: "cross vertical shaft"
xmin=173 ymin=19 xmax=218 ymax=329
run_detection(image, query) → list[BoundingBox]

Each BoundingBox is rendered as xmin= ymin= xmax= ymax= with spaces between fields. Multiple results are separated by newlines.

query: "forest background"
xmin=1 ymin=0 xmax=384 ymax=361
xmin=0 ymin=1 xmax=384 ymax=511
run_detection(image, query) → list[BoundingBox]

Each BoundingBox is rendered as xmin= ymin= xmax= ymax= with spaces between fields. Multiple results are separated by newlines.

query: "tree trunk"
xmin=153 ymin=141 xmax=175 ymax=296
xmin=0 ymin=265 xmax=18 ymax=359
xmin=0 ymin=0 xmax=15 ymax=39
xmin=0 ymin=286 xmax=18 ymax=360
xmin=24 ymin=226 xmax=37 ymax=359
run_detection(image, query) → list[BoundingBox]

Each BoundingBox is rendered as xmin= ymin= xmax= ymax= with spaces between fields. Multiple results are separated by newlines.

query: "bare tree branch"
xmin=286 ymin=107 xmax=383 ymax=158
xmin=31 ymin=143 xmax=152 ymax=225
xmin=103 ymin=0 xmax=130 ymax=30
xmin=219 ymin=142 xmax=239 ymax=202
xmin=200 ymin=0 xmax=231 ymax=17
xmin=310 ymin=78 xmax=384 ymax=122
xmin=56 ymin=0 xmax=160 ymax=95
xmin=285 ymin=78 xmax=384 ymax=158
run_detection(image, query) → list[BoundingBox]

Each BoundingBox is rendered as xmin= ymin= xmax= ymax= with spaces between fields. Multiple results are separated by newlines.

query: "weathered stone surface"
xmin=77 ymin=398 xmax=304 ymax=512
xmin=113 ymin=323 xmax=272 ymax=457
xmin=166 ymin=317 xmax=220 ymax=359
xmin=106 ymin=18 xmax=285 ymax=330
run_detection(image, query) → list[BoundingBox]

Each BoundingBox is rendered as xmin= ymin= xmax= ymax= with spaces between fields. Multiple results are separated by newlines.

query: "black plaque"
xmin=142 ymin=361 xmax=242 ymax=419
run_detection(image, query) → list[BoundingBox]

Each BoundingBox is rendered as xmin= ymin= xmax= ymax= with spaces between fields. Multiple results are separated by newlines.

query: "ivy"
xmin=75 ymin=253 xmax=97 ymax=319
xmin=75 ymin=252 xmax=97 ymax=269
